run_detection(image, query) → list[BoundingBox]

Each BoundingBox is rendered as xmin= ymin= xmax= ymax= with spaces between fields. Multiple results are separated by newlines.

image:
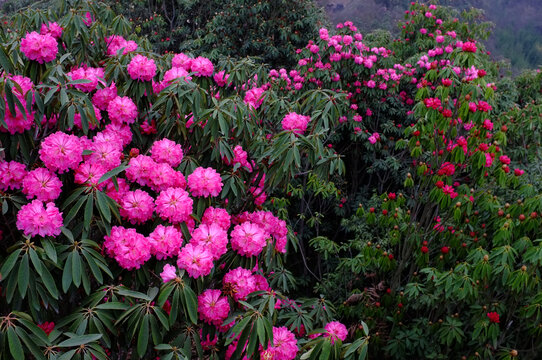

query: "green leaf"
xmin=39 ymin=265 xmax=59 ymax=299
xmin=72 ymin=251 xmax=82 ymax=288
xmin=57 ymin=334 xmax=102 ymax=347
xmin=84 ymin=195 xmax=94 ymax=231
xmin=117 ymin=288 xmax=153 ymax=301
xmin=319 ymin=340 xmax=331 ymax=360
xmin=183 ymin=285 xmax=198 ymax=324
xmin=97 ymin=164 xmax=130 ymax=185
xmin=137 ymin=314 xmax=150 ymax=357
xmin=0 ymin=249 xmax=22 ymax=280
xmin=7 ymin=326 xmax=24 ymax=360
xmin=18 ymin=253 xmax=30 ymax=299
xmin=95 ymin=302 xmax=129 ymax=310
xmin=62 ymin=253 xmax=73 ymax=292
xmin=28 ymin=248 xmax=42 ymax=274
xmin=96 ymin=191 xmax=111 ymax=223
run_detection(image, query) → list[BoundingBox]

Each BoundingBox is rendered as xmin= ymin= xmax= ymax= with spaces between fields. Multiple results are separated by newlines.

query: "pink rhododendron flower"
xmin=119 ymin=189 xmax=155 ymax=224
xmin=244 ymin=87 xmax=265 ymax=109
xmin=162 ymin=67 xmax=191 ymax=84
xmin=262 ymin=327 xmax=298 ymax=360
xmin=150 ymin=138 xmax=184 ymax=167
xmin=67 ymin=66 xmax=104 ymax=92
xmin=191 ymin=56 xmax=214 ymax=77
xmin=73 ymin=104 xmax=102 ymax=130
xmin=201 ymin=207 xmax=231 ymax=230
xmin=92 ymin=82 xmax=117 ymax=110
xmin=213 ymin=71 xmax=230 ymax=87
xmin=127 ymin=54 xmax=157 ymax=81
xmin=74 ymin=161 xmax=108 ymax=189
xmin=106 ymin=35 xmax=138 ymax=56
xmin=230 ymin=222 xmax=268 ymax=257
xmin=2 ymin=75 xmax=35 ymax=134
xmin=0 ymin=160 xmax=27 ymax=191
xmin=103 ymin=123 xmax=133 ymax=147
xmin=324 ymin=321 xmax=348 ymax=344
xmin=177 ymin=243 xmax=214 ymax=278
xmin=126 ymin=155 xmax=156 ymax=186
xmin=198 ymin=289 xmax=230 ymax=326
xmin=160 ymin=264 xmax=178 ymax=282
xmin=107 ymin=96 xmax=138 ymax=124
xmin=87 ymin=139 xmax=122 ymax=171
xmin=149 ymin=225 xmax=184 ymax=260
xmin=104 ymin=226 xmax=151 ymax=269
xmin=190 ymin=223 xmax=228 ymax=260
xmin=20 ymin=31 xmax=58 ymax=63
xmin=462 ymin=41 xmax=477 ymax=53
xmin=22 ymin=168 xmax=62 ymax=202
xmin=245 ymin=210 xmax=288 ymax=253
xmin=148 ymin=163 xmax=187 ymax=192
xmin=482 ymin=119 xmax=493 ymax=131
xmin=223 ymin=267 xmax=256 ymax=301
xmin=39 ymin=132 xmax=84 ymax=173
xmin=40 ymin=22 xmax=63 ymax=38
xmin=155 ymin=187 xmax=193 ymax=223
xmin=187 ymin=167 xmax=223 ymax=198
xmin=105 ymin=177 xmax=130 ymax=203
xmin=171 ymin=53 xmax=192 ymax=70
xmin=437 ymin=162 xmax=455 ymax=176
xmin=282 ymin=112 xmax=311 ymax=135
xmin=16 ymin=200 xmax=63 ymax=238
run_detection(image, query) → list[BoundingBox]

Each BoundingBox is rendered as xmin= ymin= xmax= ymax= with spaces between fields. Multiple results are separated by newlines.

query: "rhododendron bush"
xmin=1 ymin=0 xmax=542 ymax=359
xmin=0 ymin=1 xmax=363 ymax=359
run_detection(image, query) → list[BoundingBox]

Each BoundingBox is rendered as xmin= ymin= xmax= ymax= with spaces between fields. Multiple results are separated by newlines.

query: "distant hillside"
xmin=317 ymin=0 xmax=542 ymax=72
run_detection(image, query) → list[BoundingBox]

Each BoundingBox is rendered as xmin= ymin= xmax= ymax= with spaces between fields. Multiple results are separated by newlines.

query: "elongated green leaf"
xmin=0 ymin=249 xmax=22 ymax=280
xmin=58 ymin=334 xmax=102 ymax=347
xmin=62 ymin=253 xmax=73 ymax=292
xmin=84 ymin=195 xmax=94 ymax=231
xmin=117 ymin=288 xmax=153 ymax=301
xmin=7 ymin=326 xmax=24 ymax=359
xmin=137 ymin=314 xmax=150 ymax=357
xmin=97 ymin=164 xmax=130 ymax=185
xmin=183 ymin=285 xmax=198 ymax=324
xmin=18 ymin=253 xmax=30 ymax=299
xmin=95 ymin=191 xmax=111 ymax=223
xmin=72 ymin=251 xmax=82 ymax=288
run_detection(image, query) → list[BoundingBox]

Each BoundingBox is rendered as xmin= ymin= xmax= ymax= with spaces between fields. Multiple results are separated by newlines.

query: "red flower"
xmin=487 ymin=312 xmax=500 ymax=323
xmin=421 ymin=246 xmax=429 ymax=254
xmin=388 ymin=192 xmax=396 ymax=200
xmin=38 ymin=321 xmax=55 ymax=335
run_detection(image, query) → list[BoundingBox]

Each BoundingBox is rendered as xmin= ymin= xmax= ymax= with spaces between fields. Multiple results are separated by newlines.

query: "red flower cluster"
xmin=487 ymin=312 xmax=500 ymax=323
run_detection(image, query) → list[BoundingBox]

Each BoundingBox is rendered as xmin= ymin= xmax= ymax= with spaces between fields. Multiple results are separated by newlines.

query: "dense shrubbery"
xmin=0 ymin=0 xmax=541 ymax=359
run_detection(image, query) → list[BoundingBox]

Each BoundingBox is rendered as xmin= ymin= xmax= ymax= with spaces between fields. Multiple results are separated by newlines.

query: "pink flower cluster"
xmin=104 ymin=226 xmax=151 ymax=270
xmin=223 ymin=267 xmax=257 ymax=301
xmin=155 ymin=187 xmax=193 ymax=223
xmin=177 ymin=243 xmax=214 ymax=278
xmin=261 ymin=327 xmax=298 ymax=360
xmin=148 ymin=225 xmax=183 ymax=260
xmin=127 ymin=55 xmax=157 ymax=81
xmin=230 ymin=221 xmax=268 ymax=257
xmin=324 ymin=321 xmax=348 ymax=344
xmin=106 ymin=35 xmax=138 ymax=56
xmin=191 ymin=56 xmax=214 ymax=77
xmin=39 ymin=132 xmax=84 ymax=173
xmin=107 ymin=96 xmax=138 ymax=124
xmin=67 ymin=66 xmax=105 ymax=92
xmin=187 ymin=167 xmax=223 ymax=198
xmin=20 ymin=31 xmax=58 ymax=63
xmin=40 ymin=22 xmax=62 ymax=38
xmin=0 ymin=161 xmax=27 ymax=191
xmin=119 ymin=189 xmax=155 ymax=224
xmin=198 ymin=289 xmax=230 ymax=326
xmin=2 ymin=75 xmax=35 ymax=134
xmin=16 ymin=200 xmax=63 ymax=237
xmin=282 ymin=112 xmax=311 ymax=135
xmin=22 ymin=168 xmax=62 ymax=202
xmin=126 ymin=155 xmax=186 ymax=191
xmin=150 ymin=138 xmax=184 ymax=167
xmin=190 ymin=223 xmax=228 ymax=260
xmin=244 ymin=87 xmax=266 ymax=109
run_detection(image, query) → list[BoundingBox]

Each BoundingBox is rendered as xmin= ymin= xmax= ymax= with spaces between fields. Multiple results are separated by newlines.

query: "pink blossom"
xmin=202 ymin=207 xmax=231 ymax=230
xmin=74 ymin=161 xmax=108 ymax=189
xmin=171 ymin=53 xmax=192 ymax=70
xmin=177 ymin=243 xmax=214 ymax=278
xmin=191 ymin=56 xmax=214 ymax=77
xmin=22 ymin=168 xmax=62 ymax=202
xmin=67 ymin=66 xmax=104 ymax=92
xmin=119 ymin=189 xmax=155 ymax=224
xmin=150 ymin=138 xmax=183 ymax=167
xmin=73 ymin=104 xmax=102 ymax=130
xmin=262 ymin=327 xmax=298 ymax=360
xmin=149 ymin=225 xmax=184 ymax=260
xmin=0 ymin=160 xmax=27 ymax=191
xmin=20 ymin=31 xmax=58 ymax=63
xmin=324 ymin=321 xmax=348 ymax=344
xmin=2 ymin=75 xmax=35 ymax=134
xmin=187 ymin=167 xmax=223 ymax=198
xmin=127 ymin=54 xmax=157 ymax=81
xmin=244 ymin=87 xmax=265 ymax=109
xmin=104 ymin=226 xmax=151 ymax=269
xmin=160 ymin=264 xmax=178 ymax=282
xmin=92 ymin=82 xmax=117 ymax=110
xmin=39 ymin=132 xmax=83 ymax=173
xmin=87 ymin=139 xmax=122 ymax=171
xmin=198 ymin=289 xmax=230 ymax=326
xmin=223 ymin=267 xmax=256 ymax=301
xmin=163 ymin=67 xmax=191 ymax=84
xmin=40 ymin=22 xmax=62 ymax=38
xmin=107 ymin=96 xmax=138 ymax=124
xmin=282 ymin=112 xmax=311 ymax=135
xmin=155 ymin=187 xmax=193 ymax=223
xmin=16 ymin=200 xmax=63 ymax=238
xmin=190 ymin=223 xmax=228 ymax=260
xmin=482 ymin=119 xmax=493 ymax=131
xmin=106 ymin=35 xmax=138 ymax=56
xmin=213 ymin=70 xmax=230 ymax=87
xmin=230 ymin=222 xmax=268 ymax=257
